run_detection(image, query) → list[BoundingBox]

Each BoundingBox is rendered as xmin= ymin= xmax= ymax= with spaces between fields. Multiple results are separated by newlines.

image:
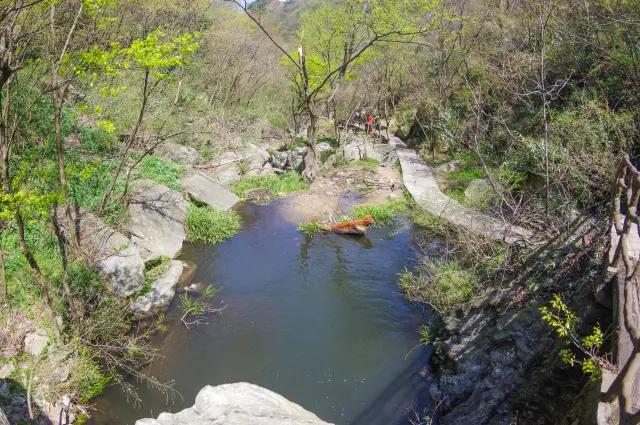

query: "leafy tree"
xmin=230 ymin=0 xmax=463 ymax=180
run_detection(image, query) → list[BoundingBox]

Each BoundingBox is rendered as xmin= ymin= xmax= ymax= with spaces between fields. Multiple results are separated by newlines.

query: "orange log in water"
xmin=329 ymin=214 xmax=376 ymax=235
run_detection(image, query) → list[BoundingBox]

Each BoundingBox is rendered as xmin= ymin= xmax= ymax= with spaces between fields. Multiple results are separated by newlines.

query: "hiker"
xmin=374 ymin=115 xmax=380 ymax=132
xmin=367 ymin=114 xmax=373 ymax=134
xmin=353 ymin=111 xmax=360 ymax=133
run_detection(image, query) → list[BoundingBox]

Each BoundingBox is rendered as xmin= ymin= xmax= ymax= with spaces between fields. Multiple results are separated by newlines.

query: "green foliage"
xmin=540 ymin=295 xmax=605 ymax=381
xmin=68 ymin=160 xmax=126 ymax=225
xmin=399 ymin=260 xmax=477 ymax=312
xmin=298 ymin=221 xmax=327 ymax=236
xmin=137 ymin=156 xmax=186 ymax=190
xmin=351 ymin=198 xmax=406 ymax=224
xmin=419 ymin=317 xmax=445 ymax=345
xmin=230 ymin=172 xmax=308 ymax=199
xmin=73 ymin=349 xmax=112 ymax=403
xmin=186 ymin=202 xmax=242 ymax=244
xmin=180 ymin=285 xmax=218 ymax=316
xmin=79 ymin=127 xmax=118 ymax=154
xmin=138 ymin=257 xmax=172 ymax=296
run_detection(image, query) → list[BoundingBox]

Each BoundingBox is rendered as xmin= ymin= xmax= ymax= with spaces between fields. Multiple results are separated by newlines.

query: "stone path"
xmin=396 ymin=148 xmax=533 ymax=245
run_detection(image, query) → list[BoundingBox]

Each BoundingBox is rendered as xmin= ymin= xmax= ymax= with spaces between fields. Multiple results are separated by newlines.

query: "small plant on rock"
xmin=540 ymin=294 xmax=609 ymax=381
xmin=179 ymin=285 xmax=224 ymax=328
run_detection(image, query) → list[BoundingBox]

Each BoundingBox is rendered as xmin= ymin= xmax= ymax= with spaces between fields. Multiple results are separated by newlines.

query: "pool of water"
xmin=88 ymin=198 xmax=432 ymax=425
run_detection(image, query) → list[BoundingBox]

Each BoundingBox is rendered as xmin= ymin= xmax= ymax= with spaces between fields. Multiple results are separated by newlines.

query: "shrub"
xmin=138 ymin=156 xmax=186 ymax=190
xmin=80 ymin=127 xmax=118 ymax=155
xmin=351 ymin=199 xmax=406 ymax=224
xmin=230 ymin=171 xmax=308 ymax=199
xmin=186 ymin=202 xmax=242 ymax=244
xmin=399 ymin=260 xmax=477 ymax=312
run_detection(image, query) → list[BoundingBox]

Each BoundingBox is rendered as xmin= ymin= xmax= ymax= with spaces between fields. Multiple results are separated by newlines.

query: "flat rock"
xmin=24 ymin=332 xmax=48 ymax=357
xmin=60 ymin=208 xmax=146 ymax=296
xmin=0 ymin=363 xmax=14 ymax=380
xmin=129 ymin=180 xmax=188 ymax=263
xmin=154 ymin=142 xmax=201 ymax=166
xmin=131 ymin=261 xmax=184 ymax=314
xmin=181 ymin=173 xmax=239 ymax=211
xmin=135 ymin=383 xmax=332 ymax=425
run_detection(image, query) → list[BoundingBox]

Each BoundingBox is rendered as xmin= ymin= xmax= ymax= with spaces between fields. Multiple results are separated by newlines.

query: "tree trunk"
xmin=99 ymin=70 xmax=149 ymax=213
xmin=0 ymin=232 xmax=7 ymax=303
xmin=51 ymin=207 xmax=79 ymax=321
xmin=50 ymin=4 xmax=79 ymax=250
xmin=302 ymin=100 xmax=319 ymax=181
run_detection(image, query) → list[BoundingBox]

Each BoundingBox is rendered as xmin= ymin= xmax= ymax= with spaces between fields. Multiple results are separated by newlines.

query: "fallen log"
xmin=329 ymin=214 xmax=375 ymax=235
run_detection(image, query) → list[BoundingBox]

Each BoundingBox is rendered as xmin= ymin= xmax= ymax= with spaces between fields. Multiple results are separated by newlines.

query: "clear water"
xmin=88 ymin=198 xmax=432 ymax=425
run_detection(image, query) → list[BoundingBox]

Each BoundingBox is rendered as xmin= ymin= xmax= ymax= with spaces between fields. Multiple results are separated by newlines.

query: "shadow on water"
xmin=88 ymin=199 xmax=434 ymax=425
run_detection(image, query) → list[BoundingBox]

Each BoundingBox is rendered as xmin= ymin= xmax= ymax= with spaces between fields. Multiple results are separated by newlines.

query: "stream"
xmin=88 ymin=197 xmax=432 ymax=425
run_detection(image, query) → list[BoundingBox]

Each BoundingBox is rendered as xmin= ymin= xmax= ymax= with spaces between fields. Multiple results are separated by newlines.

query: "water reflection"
xmin=88 ymin=199 xmax=432 ymax=425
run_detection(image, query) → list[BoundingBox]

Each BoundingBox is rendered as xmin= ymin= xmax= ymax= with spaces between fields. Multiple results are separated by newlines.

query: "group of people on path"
xmin=353 ymin=111 xmax=380 ymax=135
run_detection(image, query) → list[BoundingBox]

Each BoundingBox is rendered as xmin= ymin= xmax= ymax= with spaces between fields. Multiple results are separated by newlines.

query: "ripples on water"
xmin=89 ymin=199 xmax=433 ymax=425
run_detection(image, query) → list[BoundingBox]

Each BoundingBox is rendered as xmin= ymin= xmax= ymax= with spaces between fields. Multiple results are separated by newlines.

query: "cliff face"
xmin=135 ymin=383 xmax=333 ymax=425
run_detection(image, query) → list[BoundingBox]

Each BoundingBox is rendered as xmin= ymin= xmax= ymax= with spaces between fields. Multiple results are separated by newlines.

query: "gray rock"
xmin=154 ymin=142 xmax=201 ymax=166
xmin=464 ymin=178 xmax=494 ymax=206
xmin=322 ymin=154 xmax=337 ymax=169
xmin=24 ymin=332 xmax=48 ymax=357
xmin=130 ymin=180 xmax=188 ymax=263
xmin=135 ymin=383 xmax=332 ymax=425
xmin=209 ymin=152 xmax=241 ymax=186
xmin=436 ymin=159 xmax=461 ymax=173
xmin=316 ymin=142 xmax=333 ymax=153
xmin=370 ymin=144 xmax=396 ymax=164
xmin=0 ymin=383 xmax=9 ymax=399
xmin=0 ymin=363 xmax=14 ymax=379
xmin=181 ymin=173 xmax=239 ymax=211
xmin=131 ymin=261 xmax=184 ymax=314
xmin=287 ymin=147 xmax=306 ymax=171
xmin=271 ymin=152 xmax=288 ymax=169
xmin=260 ymin=162 xmax=275 ymax=176
xmin=10 ymin=395 xmax=25 ymax=407
xmin=59 ymin=208 xmax=145 ymax=297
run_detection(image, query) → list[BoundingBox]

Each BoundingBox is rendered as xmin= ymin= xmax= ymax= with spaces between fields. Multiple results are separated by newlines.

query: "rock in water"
xmin=130 ymin=180 xmax=188 ymax=263
xmin=58 ymin=207 xmax=145 ymax=296
xmin=181 ymin=173 xmax=240 ymax=211
xmin=135 ymin=383 xmax=333 ymax=425
xmin=131 ymin=260 xmax=184 ymax=314
xmin=155 ymin=142 xmax=201 ymax=166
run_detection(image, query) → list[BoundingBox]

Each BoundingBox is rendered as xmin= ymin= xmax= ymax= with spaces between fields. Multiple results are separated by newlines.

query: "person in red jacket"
xmin=367 ymin=114 xmax=373 ymax=134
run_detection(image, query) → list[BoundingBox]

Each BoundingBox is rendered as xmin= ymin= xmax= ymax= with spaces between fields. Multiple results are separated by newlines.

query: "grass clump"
xmin=186 ymin=202 xmax=242 ymax=244
xmin=138 ymin=257 xmax=172 ymax=295
xmin=298 ymin=221 xmax=328 ymax=236
xmin=335 ymin=157 xmax=380 ymax=172
xmin=351 ymin=198 xmax=407 ymax=224
xmin=399 ymin=259 xmax=477 ymax=312
xmin=138 ymin=155 xmax=186 ymax=190
xmin=230 ymin=171 xmax=308 ymax=199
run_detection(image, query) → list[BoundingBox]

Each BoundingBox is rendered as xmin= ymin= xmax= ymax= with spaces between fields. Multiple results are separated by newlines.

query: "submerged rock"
xmin=131 ymin=260 xmax=185 ymax=314
xmin=135 ymin=383 xmax=332 ymax=425
xmin=181 ymin=173 xmax=239 ymax=211
xmin=129 ymin=180 xmax=188 ymax=263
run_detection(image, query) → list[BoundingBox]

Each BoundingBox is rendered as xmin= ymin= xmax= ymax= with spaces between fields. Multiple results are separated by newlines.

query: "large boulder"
xmin=129 ymin=180 xmax=188 ymax=263
xmin=436 ymin=160 xmax=461 ymax=173
xmin=60 ymin=208 xmax=145 ymax=296
xmin=287 ymin=147 xmax=307 ymax=171
xmin=131 ymin=260 xmax=184 ymax=314
xmin=244 ymin=150 xmax=271 ymax=177
xmin=271 ymin=152 xmax=288 ymax=170
xmin=154 ymin=142 xmax=201 ymax=166
xmin=135 ymin=383 xmax=332 ymax=425
xmin=24 ymin=331 xmax=48 ymax=357
xmin=181 ymin=173 xmax=239 ymax=211
xmin=370 ymin=144 xmax=397 ymax=164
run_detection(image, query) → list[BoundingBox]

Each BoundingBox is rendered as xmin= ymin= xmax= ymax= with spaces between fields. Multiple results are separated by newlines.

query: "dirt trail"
xmin=279 ymin=165 xmax=403 ymax=224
